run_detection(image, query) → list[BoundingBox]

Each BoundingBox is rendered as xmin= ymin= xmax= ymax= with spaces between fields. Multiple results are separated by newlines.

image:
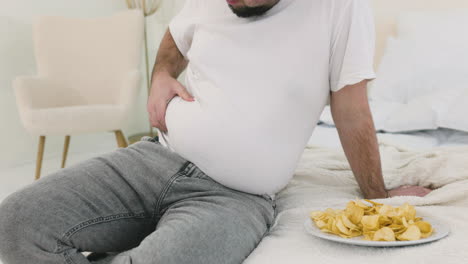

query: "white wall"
xmin=0 ymin=0 xmax=185 ymax=168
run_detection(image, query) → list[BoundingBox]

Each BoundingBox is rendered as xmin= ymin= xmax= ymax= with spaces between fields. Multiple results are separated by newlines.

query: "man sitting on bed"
xmin=0 ymin=0 xmax=433 ymax=263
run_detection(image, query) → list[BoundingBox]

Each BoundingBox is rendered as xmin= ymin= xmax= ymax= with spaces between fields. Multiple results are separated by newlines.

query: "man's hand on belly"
xmin=148 ymin=71 xmax=194 ymax=133
xmin=148 ymin=29 xmax=195 ymax=133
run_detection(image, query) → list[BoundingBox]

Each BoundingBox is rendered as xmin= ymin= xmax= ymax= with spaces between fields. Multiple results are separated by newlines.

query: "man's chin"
xmin=228 ymin=4 xmax=274 ymax=18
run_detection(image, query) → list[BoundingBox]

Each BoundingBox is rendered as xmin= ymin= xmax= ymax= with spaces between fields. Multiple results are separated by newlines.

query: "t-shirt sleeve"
xmin=168 ymin=0 xmax=203 ymax=59
xmin=329 ymin=0 xmax=377 ymax=92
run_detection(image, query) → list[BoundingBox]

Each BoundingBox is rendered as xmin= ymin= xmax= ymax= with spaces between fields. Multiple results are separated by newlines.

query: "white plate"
xmin=304 ymin=216 xmax=450 ymax=247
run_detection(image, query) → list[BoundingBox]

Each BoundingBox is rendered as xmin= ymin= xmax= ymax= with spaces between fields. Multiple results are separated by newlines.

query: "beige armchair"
xmin=13 ymin=9 xmax=145 ymax=180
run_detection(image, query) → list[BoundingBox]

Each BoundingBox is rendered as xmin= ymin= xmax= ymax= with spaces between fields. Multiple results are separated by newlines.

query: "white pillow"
xmin=318 ymin=101 xmax=425 ymax=132
xmin=368 ymin=8 xmax=468 ymax=133
xmin=324 ymin=35 xmax=468 ymax=132
xmin=370 ymin=37 xmax=468 ymax=103
xmin=319 ymin=95 xmax=467 ymax=133
xmin=382 ymin=91 xmax=457 ymax=132
xmin=371 ymin=9 xmax=468 ymax=103
xmin=439 ymin=88 xmax=468 ymax=132
xmin=316 ymin=10 xmax=468 ymax=133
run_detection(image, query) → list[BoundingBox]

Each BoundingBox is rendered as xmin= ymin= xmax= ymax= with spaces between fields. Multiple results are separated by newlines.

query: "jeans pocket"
xmin=260 ymin=194 xmax=276 ymax=228
xmin=194 ymin=173 xmax=219 ymax=185
xmin=259 ymin=194 xmax=275 ymax=208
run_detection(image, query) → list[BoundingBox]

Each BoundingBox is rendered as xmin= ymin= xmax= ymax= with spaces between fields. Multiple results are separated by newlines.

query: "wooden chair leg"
xmin=61 ymin=135 xmax=70 ymax=168
xmin=118 ymin=130 xmax=128 ymax=148
xmin=114 ymin=130 xmax=128 ymax=148
xmin=35 ymin=136 xmax=46 ymax=180
xmin=114 ymin=131 xmax=122 ymax=148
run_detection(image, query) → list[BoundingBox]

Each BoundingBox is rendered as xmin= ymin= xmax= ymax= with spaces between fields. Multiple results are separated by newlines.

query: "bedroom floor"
xmin=0 ymin=136 xmax=117 ymax=203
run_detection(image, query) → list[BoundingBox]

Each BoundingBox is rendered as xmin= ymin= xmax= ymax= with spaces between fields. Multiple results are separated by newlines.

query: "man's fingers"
xmin=149 ymin=111 xmax=161 ymax=129
xmin=389 ymin=185 xmax=433 ymax=197
xmin=159 ymin=116 xmax=168 ymax=133
xmin=174 ymin=83 xmax=195 ymax=102
xmin=155 ymin=107 xmax=169 ymax=133
xmin=155 ymin=120 xmax=168 ymax=133
xmin=149 ymin=110 xmax=167 ymax=133
xmin=419 ymin=186 xmax=432 ymax=195
xmin=416 ymin=187 xmax=432 ymax=197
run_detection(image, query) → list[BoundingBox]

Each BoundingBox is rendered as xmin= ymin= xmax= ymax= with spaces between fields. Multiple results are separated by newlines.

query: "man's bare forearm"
xmin=331 ymin=96 xmax=388 ymax=199
xmin=151 ymin=29 xmax=188 ymax=81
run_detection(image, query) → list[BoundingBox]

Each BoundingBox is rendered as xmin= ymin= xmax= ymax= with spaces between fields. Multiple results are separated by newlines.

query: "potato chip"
xmin=397 ymin=225 xmax=421 ymax=241
xmin=378 ymin=204 xmax=397 ymax=217
xmin=379 ymin=215 xmax=392 ymax=226
xmin=397 ymin=203 xmax=417 ymax=220
xmin=361 ymin=215 xmax=381 ymax=230
xmin=341 ymin=214 xmax=358 ymax=230
xmin=373 ymin=227 xmax=396 ymax=241
xmin=415 ymin=221 xmax=433 ymax=238
xmin=345 ymin=201 xmax=364 ymax=225
xmin=309 ymin=199 xmax=434 ymax=242
xmin=336 ymin=218 xmax=351 ymax=235
xmin=364 ymin=199 xmax=383 ymax=206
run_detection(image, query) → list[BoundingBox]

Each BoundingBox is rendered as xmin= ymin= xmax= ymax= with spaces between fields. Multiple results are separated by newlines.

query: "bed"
xmin=244 ymin=125 xmax=468 ymax=264
xmin=245 ymin=1 xmax=468 ymax=263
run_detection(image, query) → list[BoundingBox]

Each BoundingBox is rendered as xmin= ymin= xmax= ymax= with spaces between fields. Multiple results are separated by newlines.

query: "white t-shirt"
xmin=158 ymin=0 xmax=376 ymax=197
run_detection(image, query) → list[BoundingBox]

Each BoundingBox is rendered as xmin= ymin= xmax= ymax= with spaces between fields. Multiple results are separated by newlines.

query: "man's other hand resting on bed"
xmin=330 ymin=80 xmax=433 ymax=199
xmin=387 ymin=185 xmax=433 ymax=197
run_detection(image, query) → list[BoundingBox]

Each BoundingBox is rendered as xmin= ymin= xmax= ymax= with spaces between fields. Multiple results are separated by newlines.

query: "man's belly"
xmin=160 ymin=95 xmax=312 ymax=196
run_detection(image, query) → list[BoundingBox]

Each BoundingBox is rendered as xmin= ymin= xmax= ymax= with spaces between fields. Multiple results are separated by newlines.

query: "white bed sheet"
xmin=245 ymin=125 xmax=468 ymax=264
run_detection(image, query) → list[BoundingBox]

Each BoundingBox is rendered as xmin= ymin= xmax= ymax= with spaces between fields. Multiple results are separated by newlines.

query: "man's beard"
xmin=228 ymin=3 xmax=277 ymax=18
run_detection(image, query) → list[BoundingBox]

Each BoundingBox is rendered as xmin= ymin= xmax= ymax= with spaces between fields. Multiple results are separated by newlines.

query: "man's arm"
xmin=330 ymin=80 xmax=433 ymax=199
xmin=151 ymin=29 xmax=188 ymax=79
xmin=147 ymin=29 xmax=194 ymax=133
xmin=330 ymin=80 xmax=387 ymax=199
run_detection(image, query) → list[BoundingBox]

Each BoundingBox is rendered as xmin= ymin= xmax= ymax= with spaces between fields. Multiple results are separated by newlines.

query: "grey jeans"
xmin=0 ymin=136 xmax=276 ymax=264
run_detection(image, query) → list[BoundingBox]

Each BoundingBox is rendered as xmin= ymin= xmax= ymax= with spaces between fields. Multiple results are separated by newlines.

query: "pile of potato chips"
xmin=309 ymin=199 xmax=433 ymax=241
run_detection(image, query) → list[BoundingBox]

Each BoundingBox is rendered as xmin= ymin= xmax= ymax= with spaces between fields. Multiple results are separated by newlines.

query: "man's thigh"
xmin=109 ymin=172 xmax=276 ymax=264
xmin=0 ymin=139 xmax=190 ymax=263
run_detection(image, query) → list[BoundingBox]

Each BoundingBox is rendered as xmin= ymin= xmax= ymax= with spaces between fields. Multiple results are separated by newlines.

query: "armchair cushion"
xmin=13 ymin=75 xmax=135 ymax=135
